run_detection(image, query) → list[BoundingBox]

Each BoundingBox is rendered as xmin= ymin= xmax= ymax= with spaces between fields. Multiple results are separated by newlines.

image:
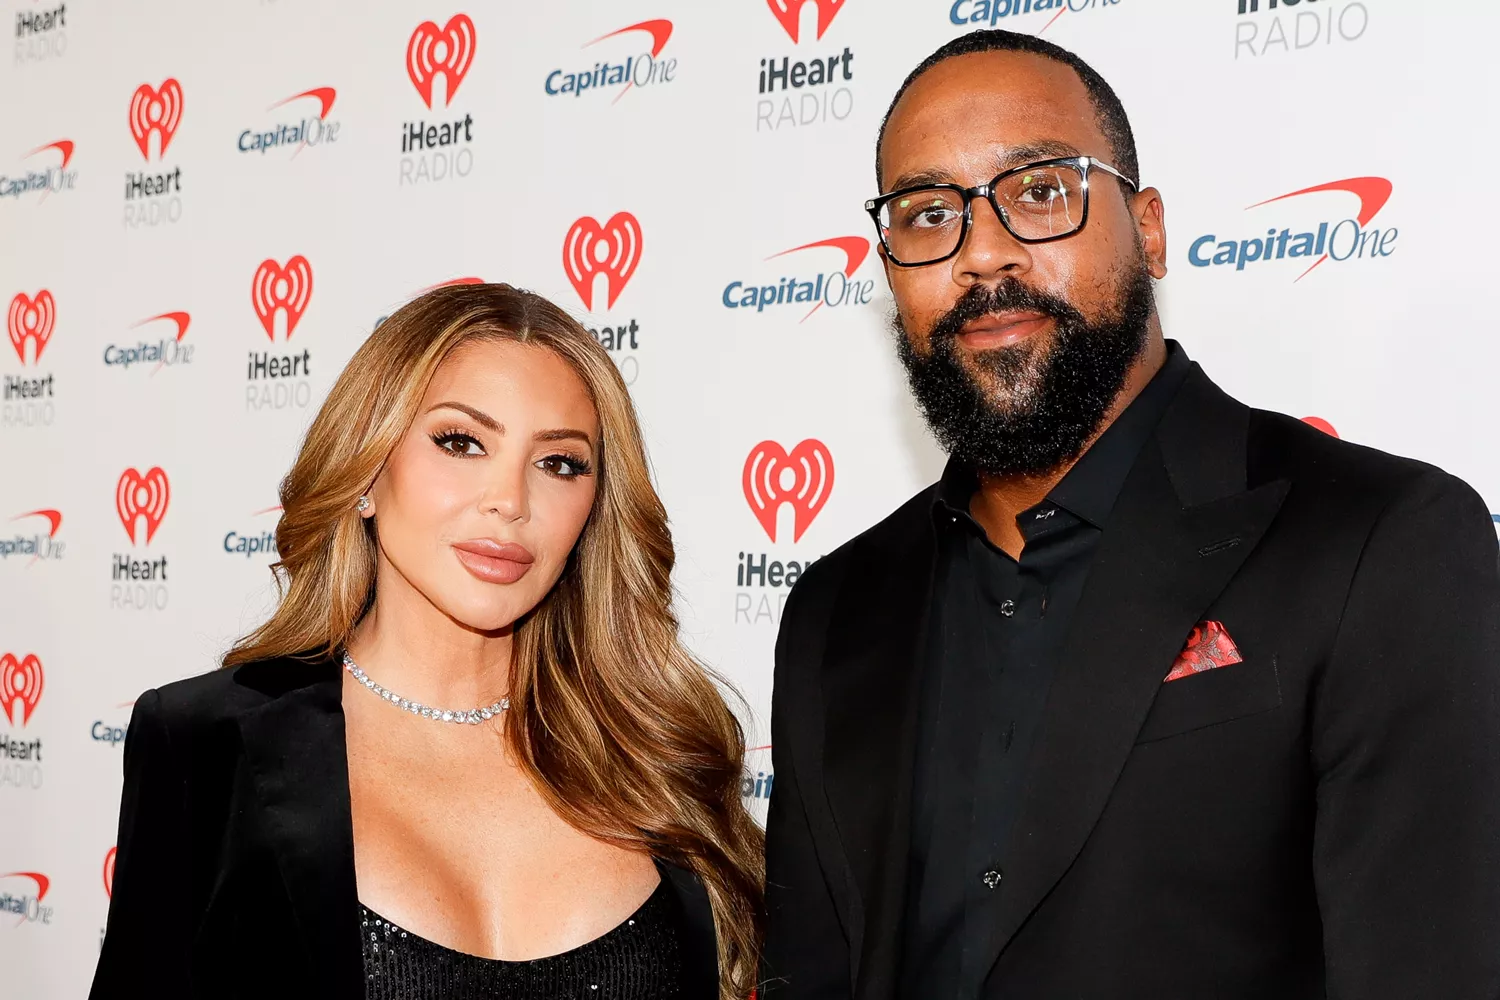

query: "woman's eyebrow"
xmin=427 ymin=401 xmax=501 ymax=432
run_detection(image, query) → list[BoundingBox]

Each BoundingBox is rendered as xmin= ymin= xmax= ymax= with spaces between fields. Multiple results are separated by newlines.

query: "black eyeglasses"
xmin=864 ymin=155 xmax=1138 ymax=267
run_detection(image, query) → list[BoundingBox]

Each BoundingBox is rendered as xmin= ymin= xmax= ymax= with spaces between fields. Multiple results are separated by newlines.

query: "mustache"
xmin=927 ymin=279 xmax=1088 ymax=348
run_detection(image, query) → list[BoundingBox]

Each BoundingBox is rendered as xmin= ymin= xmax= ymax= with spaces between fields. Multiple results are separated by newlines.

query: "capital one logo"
xmin=545 ymin=19 xmax=676 ymax=102
xmin=27 ymin=140 xmax=74 ymax=172
xmin=1188 ymin=177 xmax=1396 ymax=281
xmin=563 ymin=213 xmax=642 ymax=311
xmin=722 ymin=236 xmax=876 ymax=320
xmin=116 ymin=467 xmax=170 ymax=545
xmin=743 ymin=440 xmax=834 ymax=542
xmin=103 ymin=847 xmax=117 ymax=898
xmin=251 ymin=256 xmax=313 ymax=339
xmin=1 ymin=139 xmax=76 ymax=201
xmin=128 ymin=79 xmax=184 ymax=161
xmin=0 ymin=872 xmax=49 ymax=920
xmin=767 ymin=0 xmax=846 ymax=41
xmin=3 ymin=509 xmax=64 ymax=565
xmin=0 ymin=653 xmax=44 ymax=726
xmin=7 ymin=291 xmax=55 ymax=365
xmin=407 ymin=14 xmax=476 ymax=109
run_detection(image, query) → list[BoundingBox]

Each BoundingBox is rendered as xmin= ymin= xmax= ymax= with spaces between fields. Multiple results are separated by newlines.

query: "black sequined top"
xmin=358 ymin=877 xmax=687 ymax=999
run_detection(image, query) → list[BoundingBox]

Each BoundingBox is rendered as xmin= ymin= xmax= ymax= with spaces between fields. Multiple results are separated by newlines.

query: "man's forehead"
xmin=880 ymin=51 xmax=1105 ymax=188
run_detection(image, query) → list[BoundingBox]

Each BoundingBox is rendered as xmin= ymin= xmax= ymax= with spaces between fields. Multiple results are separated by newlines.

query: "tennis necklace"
xmin=341 ymin=650 xmax=510 ymax=725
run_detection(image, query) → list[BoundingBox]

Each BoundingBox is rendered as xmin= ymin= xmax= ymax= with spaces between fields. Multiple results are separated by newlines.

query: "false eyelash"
xmin=430 ymin=429 xmax=483 ymax=456
xmin=546 ymin=453 xmax=594 ymax=476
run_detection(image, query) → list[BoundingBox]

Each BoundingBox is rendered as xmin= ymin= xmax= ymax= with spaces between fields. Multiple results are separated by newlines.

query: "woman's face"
xmin=364 ymin=339 xmax=600 ymax=632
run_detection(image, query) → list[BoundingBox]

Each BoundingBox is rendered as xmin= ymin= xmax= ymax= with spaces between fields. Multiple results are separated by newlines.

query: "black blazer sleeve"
xmin=91 ymin=689 xmax=194 ymax=998
xmin=762 ymin=573 xmax=853 ymax=1000
xmin=1312 ymin=470 xmax=1500 ymax=998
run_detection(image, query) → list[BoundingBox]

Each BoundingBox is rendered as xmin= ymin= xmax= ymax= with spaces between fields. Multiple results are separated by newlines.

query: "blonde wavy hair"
xmin=225 ymin=283 xmax=764 ymax=997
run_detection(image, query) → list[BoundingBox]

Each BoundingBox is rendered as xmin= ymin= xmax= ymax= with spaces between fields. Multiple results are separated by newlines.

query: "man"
xmin=762 ymin=29 xmax=1500 ymax=1000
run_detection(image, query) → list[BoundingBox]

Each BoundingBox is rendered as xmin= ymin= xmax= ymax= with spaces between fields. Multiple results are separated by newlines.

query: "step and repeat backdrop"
xmin=3 ymin=0 xmax=1496 ymax=991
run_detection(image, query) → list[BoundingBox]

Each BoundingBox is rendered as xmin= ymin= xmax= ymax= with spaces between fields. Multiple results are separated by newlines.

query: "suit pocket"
xmin=1134 ymin=654 xmax=1282 ymax=744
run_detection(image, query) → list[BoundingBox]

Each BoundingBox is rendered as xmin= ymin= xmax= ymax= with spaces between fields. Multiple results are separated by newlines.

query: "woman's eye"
xmin=537 ymin=454 xmax=590 ymax=478
xmin=433 ymin=432 xmax=485 ymax=457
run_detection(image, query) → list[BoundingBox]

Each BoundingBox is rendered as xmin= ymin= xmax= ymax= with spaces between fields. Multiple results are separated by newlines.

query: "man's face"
xmin=878 ymin=51 xmax=1168 ymax=476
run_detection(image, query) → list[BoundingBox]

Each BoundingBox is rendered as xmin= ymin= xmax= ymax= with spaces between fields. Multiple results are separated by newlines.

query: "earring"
xmin=356 ymin=496 xmax=371 ymax=513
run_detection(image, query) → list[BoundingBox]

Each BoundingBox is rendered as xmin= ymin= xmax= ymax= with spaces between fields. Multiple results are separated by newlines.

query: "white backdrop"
xmin=3 ymin=0 xmax=1498 ymax=993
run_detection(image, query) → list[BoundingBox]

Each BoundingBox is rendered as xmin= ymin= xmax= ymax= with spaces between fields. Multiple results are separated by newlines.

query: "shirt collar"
xmin=933 ymin=340 xmax=1192 ymax=530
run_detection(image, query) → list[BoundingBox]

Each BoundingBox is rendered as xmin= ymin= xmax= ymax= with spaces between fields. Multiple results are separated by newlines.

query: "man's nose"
xmin=952 ymin=195 xmax=1034 ymax=288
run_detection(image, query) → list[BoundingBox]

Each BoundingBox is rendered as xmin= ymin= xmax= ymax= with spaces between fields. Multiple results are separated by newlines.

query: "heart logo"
xmin=562 ymin=213 xmax=643 ymax=312
xmin=742 ymin=439 xmax=835 ymax=543
xmin=7 ymin=291 xmax=55 ymax=365
xmin=127 ymin=79 xmax=184 ymax=161
xmin=1301 ymin=416 xmax=1339 ymax=438
xmin=103 ymin=847 xmax=117 ymax=899
xmin=407 ymin=14 xmax=477 ymax=109
xmin=251 ymin=256 xmax=313 ymax=340
xmin=116 ymin=467 xmax=171 ymax=545
xmin=0 ymin=653 xmax=44 ymax=727
xmin=765 ymin=0 xmax=846 ymax=42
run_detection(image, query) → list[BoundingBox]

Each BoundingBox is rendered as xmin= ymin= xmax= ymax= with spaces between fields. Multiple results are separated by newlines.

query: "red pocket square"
xmin=1164 ymin=621 xmax=1243 ymax=682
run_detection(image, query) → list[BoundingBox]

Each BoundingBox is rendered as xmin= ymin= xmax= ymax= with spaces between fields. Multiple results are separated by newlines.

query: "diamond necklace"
xmin=341 ymin=650 xmax=509 ymax=726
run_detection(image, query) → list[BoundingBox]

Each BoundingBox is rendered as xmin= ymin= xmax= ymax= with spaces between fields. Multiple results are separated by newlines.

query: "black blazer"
xmin=90 ymin=656 xmax=720 ymax=999
xmin=763 ymin=357 xmax=1500 ymax=999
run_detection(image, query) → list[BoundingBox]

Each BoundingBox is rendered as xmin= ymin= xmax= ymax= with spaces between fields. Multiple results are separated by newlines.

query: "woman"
xmin=91 ymin=284 xmax=763 ymax=999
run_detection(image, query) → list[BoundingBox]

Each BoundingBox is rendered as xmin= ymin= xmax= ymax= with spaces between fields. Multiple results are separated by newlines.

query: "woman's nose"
xmin=480 ymin=462 xmax=529 ymax=522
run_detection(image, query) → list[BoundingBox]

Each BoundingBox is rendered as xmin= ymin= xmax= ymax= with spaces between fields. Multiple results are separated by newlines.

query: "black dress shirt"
xmin=902 ymin=345 xmax=1191 ymax=999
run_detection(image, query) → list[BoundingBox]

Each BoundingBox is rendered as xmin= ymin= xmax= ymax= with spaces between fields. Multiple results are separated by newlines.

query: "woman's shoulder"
xmin=140 ymin=652 xmax=341 ymax=733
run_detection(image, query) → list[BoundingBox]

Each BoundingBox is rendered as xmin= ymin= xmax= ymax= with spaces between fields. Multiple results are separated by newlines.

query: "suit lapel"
xmin=978 ymin=368 xmax=1289 ymax=977
xmin=819 ymin=495 xmax=939 ymax=999
xmin=236 ymin=663 xmax=363 ymax=1000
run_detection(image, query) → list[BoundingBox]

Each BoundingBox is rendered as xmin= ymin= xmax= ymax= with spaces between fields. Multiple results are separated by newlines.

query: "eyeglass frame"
xmin=864 ymin=155 xmax=1139 ymax=268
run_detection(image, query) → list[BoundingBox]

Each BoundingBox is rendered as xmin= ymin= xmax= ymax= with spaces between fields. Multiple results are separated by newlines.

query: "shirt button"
xmin=999 ymin=600 xmax=1016 ymax=617
xmin=982 ymin=869 xmax=1003 ymax=889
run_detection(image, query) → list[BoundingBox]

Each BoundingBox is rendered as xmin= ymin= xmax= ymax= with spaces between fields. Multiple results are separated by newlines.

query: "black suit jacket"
xmin=762 ymin=359 xmax=1500 ymax=999
xmin=90 ymin=656 xmax=720 ymax=999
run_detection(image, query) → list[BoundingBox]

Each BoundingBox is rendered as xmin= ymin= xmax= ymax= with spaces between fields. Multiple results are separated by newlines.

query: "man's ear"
xmin=1132 ymin=186 xmax=1168 ymax=279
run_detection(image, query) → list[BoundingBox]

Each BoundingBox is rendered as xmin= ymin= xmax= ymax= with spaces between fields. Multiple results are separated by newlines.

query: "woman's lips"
xmin=955 ymin=311 xmax=1052 ymax=351
xmin=451 ymin=539 xmax=535 ymax=585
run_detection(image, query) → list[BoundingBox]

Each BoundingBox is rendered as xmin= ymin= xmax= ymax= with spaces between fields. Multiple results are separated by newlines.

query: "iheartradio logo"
xmin=251 ymin=256 xmax=313 ymax=340
xmin=767 ymin=0 xmax=846 ymax=41
xmin=1302 ymin=416 xmax=1339 ymax=438
xmin=743 ymin=439 xmax=834 ymax=543
xmin=7 ymin=290 xmax=55 ymax=365
xmin=563 ymin=213 xmax=642 ymax=311
xmin=116 ymin=467 xmax=170 ymax=545
xmin=407 ymin=14 xmax=476 ymax=109
xmin=103 ymin=847 xmax=117 ymax=898
xmin=0 ymin=653 xmax=44 ymax=727
xmin=128 ymin=79 xmax=184 ymax=161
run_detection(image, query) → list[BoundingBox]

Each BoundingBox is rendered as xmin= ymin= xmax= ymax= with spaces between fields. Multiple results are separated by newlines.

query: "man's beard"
xmin=893 ymin=263 xmax=1155 ymax=478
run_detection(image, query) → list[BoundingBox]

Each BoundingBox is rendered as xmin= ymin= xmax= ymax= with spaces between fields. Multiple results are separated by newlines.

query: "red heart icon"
xmin=103 ymin=847 xmax=117 ymax=899
xmin=743 ymin=439 xmax=835 ymax=543
xmin=7 ymin=291 xmax=55 ymax=365
xmin=0 ymin=653 xmax=44 ymax=727
xmin=562 ymin=213 xmax=643 ymax=311
xmin=407 ymin=14 xmax=477 ymax=109
xmin=116 ymin=467 xmax=171 ymax=545
xmin=127 ymin=79 xmax=184 ymax=161
xmin=251 ymin=256 xmax=313 ymax=340
xmin=765 ymin=0 xmax=846 ymax=42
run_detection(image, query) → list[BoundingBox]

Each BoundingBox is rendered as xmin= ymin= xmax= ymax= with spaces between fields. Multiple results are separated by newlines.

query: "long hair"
xmin=225 ymin=283 xmax=764 ymax=997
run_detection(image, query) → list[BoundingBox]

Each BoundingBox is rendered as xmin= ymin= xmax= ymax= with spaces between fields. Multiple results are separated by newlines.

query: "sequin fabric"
xmin=358 ymin=879 xmax=686 ymax=999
